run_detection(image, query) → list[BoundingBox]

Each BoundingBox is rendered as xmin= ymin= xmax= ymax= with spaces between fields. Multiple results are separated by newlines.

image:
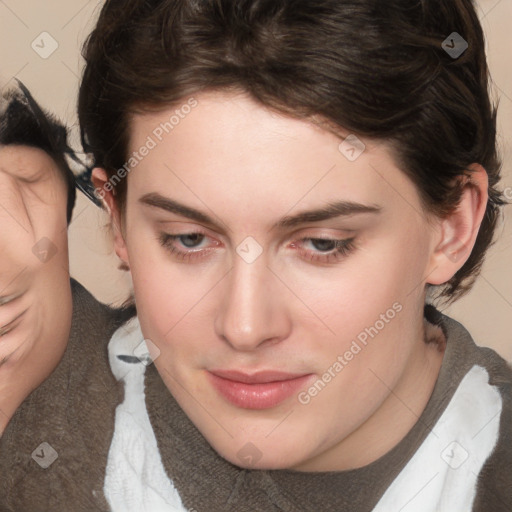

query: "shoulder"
xmin=70 ymin=277 xmax=136 ymax=345
xmin=375 ymin=307 xmax=512 ymax=512
xmin=471 ymin=348 xmax=512 ymax=511
xmin=0 ymin=279 xmax=136 ymax=511
xmin=435 ymin=308 xmax=512 ymax=511
xmin=56 ymin=278 xmax=137 ymax=411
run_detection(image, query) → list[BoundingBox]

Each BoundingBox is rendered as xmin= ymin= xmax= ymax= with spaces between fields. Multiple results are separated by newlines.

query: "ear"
xmin=91 ymin=167 xmax=130 ymax=269
xmin=426 ymin=164 xmax=489 ymax=286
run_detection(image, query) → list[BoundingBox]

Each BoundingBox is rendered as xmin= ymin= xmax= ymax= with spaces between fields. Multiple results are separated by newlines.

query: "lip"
xmin=207 ymin=369 xmax=315 ymax=409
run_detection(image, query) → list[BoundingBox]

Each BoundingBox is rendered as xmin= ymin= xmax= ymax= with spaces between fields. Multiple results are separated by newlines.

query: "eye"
xmin=158 ymin=231 xmax=356 ymax=265
xmin=291 ymin=237 xmax=356 ymax=264
xmin=0 ymin=323 xmax=16 ymax=337
xmin=158 ymin=231 xmax=219 ymax=262
xmin=0 ymin=309 xmax=27 ymax=337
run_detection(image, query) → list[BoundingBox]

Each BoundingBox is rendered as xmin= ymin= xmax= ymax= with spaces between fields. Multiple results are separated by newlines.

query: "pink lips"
xmin=207 ymin=369 xmax=314 ymax=409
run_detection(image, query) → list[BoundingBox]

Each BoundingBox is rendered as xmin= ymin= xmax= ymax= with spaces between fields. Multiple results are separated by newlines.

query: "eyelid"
xmin=155 ymin=222 xmax=220 ymax=240
xmin=0 ymin=308 xmax=28 ymax=337
xmin=290 ymin=225 xmax=357 ymax=237
xmin=0 ymin=291 xmax=24 ymax=307
xmin=162 ymin=229 xmax=355 ymax=252
xmin=159 ymin=228 xmax=357 ymax=265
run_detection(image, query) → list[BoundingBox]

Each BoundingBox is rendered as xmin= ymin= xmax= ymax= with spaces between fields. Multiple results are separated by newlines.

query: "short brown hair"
xmin=79 ymin=0 xmax=506 ymax=305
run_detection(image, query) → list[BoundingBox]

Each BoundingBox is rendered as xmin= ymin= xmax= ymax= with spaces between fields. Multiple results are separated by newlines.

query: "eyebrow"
xmin=139 ymin=192 xmax=382 ymax=231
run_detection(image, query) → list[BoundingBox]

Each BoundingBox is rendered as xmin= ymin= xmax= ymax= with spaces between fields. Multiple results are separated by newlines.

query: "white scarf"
xmin=103 ymin=317 xmax=502 ymax=512
xmin=104 ymin=317 xmax=190 ymax=512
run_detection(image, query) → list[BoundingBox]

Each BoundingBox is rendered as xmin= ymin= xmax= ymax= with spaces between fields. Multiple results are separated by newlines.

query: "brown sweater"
xmin=143 ymin=305 xmax=512 ymax=512
xmin=1 ymin=282 xmax=511 ymax=511
xmin=0 ymin=279 xmax=134 ymax=512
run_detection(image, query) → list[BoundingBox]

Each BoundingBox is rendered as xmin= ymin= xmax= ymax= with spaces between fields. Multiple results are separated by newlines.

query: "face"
xmin=98 ymin=90 xmax=462 ymax=471
xmin=0 ymin=145 xmax=71 ymax=433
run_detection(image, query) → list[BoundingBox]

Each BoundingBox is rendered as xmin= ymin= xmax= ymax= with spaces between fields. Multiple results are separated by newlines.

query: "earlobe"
xmin=426 ymin=164 xmax=489 ymax=286
xmin=91 ymin=167 xmax=130 ymax=269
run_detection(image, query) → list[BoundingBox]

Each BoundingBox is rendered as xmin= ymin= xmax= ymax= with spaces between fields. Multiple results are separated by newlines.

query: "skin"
xmin=0 ymin=145 xmax=72 ymax=435
xmin=93 ymin=89 xmax=488 ymax=471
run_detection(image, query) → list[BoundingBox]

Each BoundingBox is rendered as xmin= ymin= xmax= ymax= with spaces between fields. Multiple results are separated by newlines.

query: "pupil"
xmin=312 ymin=239 xmax=336 ymax=252
xmin=181 ymin=234 xmax=203 ymax=248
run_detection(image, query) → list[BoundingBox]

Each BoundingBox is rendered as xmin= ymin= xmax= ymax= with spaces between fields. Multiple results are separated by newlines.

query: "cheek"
xmin=302 ymin=233 xmax=429 ymax=382
xmin=126 ymin=232 xmax=208 ymax=356
xmin=310 ymin=237 xmax=425 ymax=337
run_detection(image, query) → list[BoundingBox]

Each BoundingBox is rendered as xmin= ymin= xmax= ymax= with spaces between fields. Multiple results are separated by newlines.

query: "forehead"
xmin=0 ymin=145 xmax=62 ymax=182
xmin=127 ymin=90 xmax=425 ymax=225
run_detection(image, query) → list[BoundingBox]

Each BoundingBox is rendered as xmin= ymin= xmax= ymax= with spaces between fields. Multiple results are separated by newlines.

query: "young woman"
xmin=79 ymin=0 xmax=512 ymax=510
xmin=1 ymin=0 xmax=511 ymax=511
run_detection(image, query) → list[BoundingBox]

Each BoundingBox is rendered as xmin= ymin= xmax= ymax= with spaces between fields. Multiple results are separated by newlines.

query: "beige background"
xmin=1 ymin=0 xmax=511 ymax=360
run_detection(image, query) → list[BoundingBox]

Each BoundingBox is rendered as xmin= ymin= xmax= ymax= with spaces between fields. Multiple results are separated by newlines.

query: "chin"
xmin=214 ymin=438 xmax=309 ymax=471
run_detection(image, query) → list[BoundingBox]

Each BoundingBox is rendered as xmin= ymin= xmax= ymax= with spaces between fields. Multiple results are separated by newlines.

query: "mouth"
xmin=207 ymin=369 xmax=315 ymax=410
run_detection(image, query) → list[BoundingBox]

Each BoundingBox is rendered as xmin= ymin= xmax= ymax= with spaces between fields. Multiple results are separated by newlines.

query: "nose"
xmin=214 ymin=253 xmax=291 ymax=351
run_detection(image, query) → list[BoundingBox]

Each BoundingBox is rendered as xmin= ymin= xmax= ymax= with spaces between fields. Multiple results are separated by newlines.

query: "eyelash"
xmin=0 ymin=311 xmax=24 ymax=337
xmin=158 ymin=231 xmax=356 ymax=264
